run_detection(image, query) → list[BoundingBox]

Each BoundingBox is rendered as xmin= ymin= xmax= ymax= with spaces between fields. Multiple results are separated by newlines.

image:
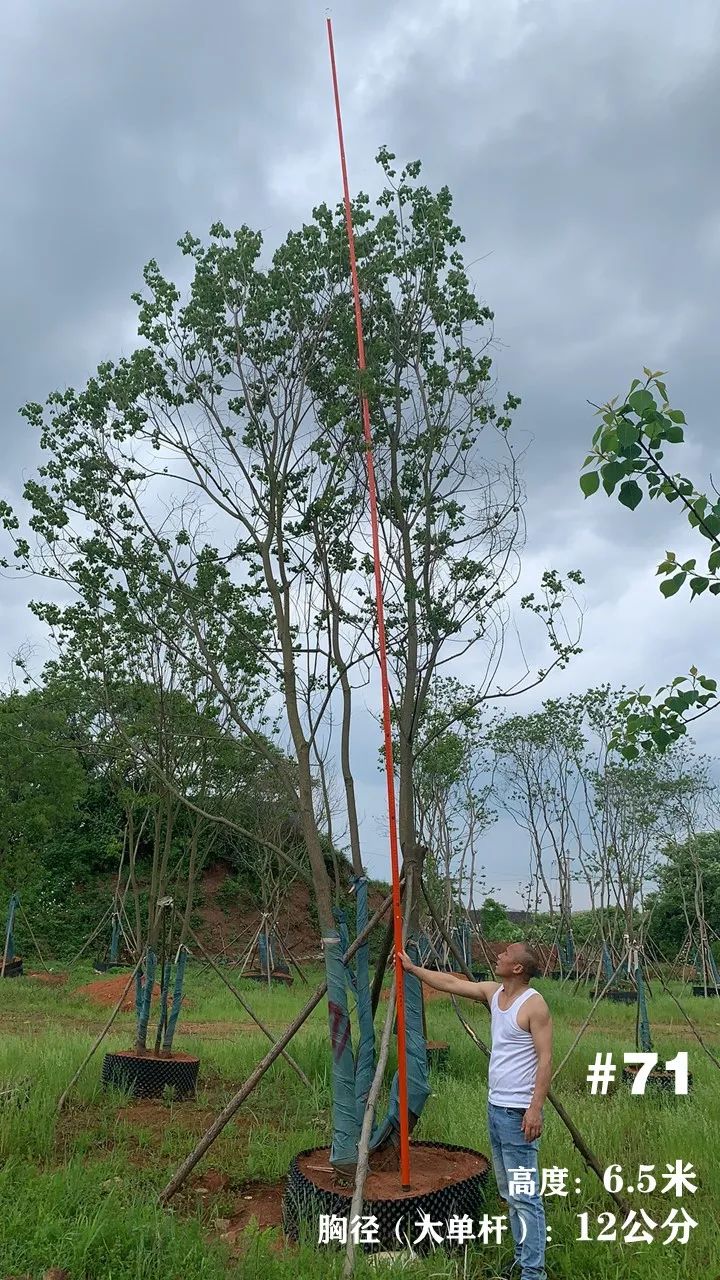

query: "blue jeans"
xmin=487 ymin=1103 xmax=547 ymax=1280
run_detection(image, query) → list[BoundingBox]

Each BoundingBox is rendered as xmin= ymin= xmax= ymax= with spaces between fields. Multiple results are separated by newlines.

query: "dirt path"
xmin=0 ymin=1010 xmax=303 ymax=1040
xmin=566 ymin=1018 xmax=720 ymax=1036
xmin=1 ymin=1008 xmax=716 ymax=1042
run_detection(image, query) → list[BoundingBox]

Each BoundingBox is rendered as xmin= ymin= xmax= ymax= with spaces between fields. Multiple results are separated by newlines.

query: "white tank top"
xmin=488 ymin=986 xmax=539 ymax=1108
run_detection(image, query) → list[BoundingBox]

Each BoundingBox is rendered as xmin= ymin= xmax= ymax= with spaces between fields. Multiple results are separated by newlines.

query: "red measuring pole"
xmin=326 ymin=18 xmax=412 ymax=1190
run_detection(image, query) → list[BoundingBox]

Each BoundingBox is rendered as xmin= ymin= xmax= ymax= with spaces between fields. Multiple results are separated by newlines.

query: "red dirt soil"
xmin=192 ymin=1170 xmax=231 ymax=1195
xmin=76 ymin=974 xmax=191 ymax=1012
xmin=76 ymin=975 xmax=158 ymax=1010
xmin=110 ymin=1047 xmax=199 ymax=1062
xmin=84 ymin=862 xmax=385 ymax=969
xmin=197 ymin=863 xmax=387 ymax=961
xmin=27 ymin=972 xmax=68 ymax=985
xmin=222 ymin=1179 xmax=288 ymax=1239
xmin=117 ymin=1100 xmax=215 ymax=1127
xmin=297 ymin=1144 xmax=488 ymax=1199
xmin=199 ymin=865 xmax=322 ymax=960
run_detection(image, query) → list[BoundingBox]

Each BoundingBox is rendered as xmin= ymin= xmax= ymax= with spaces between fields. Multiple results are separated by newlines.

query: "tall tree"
xmin=3 ymin=150 xmax=582 ymax=1169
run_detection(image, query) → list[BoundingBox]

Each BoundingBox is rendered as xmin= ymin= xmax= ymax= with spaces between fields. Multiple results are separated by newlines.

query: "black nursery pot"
xmin=282 ymin=1140 xmax=490 ymax=1253
xmin=93 ymin=960 xmax=131 ymax=974
xmin=601 ymin=987 xmax=636 ymax=1004
xmin=0 ymin=957 xmax=23 ymax=978
xmin=101 ymin=1049 xmax=199 ymax=1099
xmin=246 ymin=970 xmax=294 ymax=986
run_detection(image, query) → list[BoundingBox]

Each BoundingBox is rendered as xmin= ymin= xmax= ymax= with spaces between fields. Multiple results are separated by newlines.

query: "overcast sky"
xmin=2 ymin=0 xmax=719 ymax=908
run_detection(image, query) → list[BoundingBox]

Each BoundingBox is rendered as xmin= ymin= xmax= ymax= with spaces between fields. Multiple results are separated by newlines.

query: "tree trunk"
xmin=295 ymin=744 xmax=334 ymax=933
xmin=180 ymin=819 xmax=200 ymax=946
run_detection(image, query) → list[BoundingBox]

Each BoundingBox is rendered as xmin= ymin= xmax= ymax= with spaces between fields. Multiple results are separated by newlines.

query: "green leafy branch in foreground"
xmin=579 ymin=370 xmax=718 ymax=758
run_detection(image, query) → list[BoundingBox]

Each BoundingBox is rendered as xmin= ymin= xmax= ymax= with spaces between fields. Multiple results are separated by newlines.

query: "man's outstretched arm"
xmin=397 ymin=949 xmax=498 ymax=1005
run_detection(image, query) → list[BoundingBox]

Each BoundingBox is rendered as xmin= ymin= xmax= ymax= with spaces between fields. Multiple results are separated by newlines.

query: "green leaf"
xmin=617 ymin=420 xmax=639 ymax=450
xmin=708 ymin=548 xmax=720 ymax=573
xmin=664 ymin=425 xmax=684 ymax=443
xmin=699 ymin=676 xmax=717 ymax=692
xmin=655 ymin=381 xmax=668 ymax=404
xmin=628 ymin=389 xmax=655 ymax=416
xmin=579 ymin=470 xmax=600 ymax=498
xmin=667 ymin=409 xmax=685 ymax=423
xmin=618 ymin=480 xmax=642 ymax=511
xmin=601 ymin=460 xmax=625 ymax=495
xmin=659 ymin=573 xmax=686 ymax=598
xmin=689 ymin=576 xmax=709 ymax=597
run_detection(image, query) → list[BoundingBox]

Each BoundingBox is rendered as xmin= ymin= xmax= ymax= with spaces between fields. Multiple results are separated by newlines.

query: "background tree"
xmin=2 ymin=150 xmax=582 ymax=1170
xmin=492 ymin=696 xmax=585 ymax=965
xmin=476 ymin=897 xmax=522 ymax=943
xmin=413 ymin=679 xmax=494 ymax=957
xmin=0 ymin=682 xmax=121 ymax=954
xmin=648 ymin=831 xmax=720 ymax=968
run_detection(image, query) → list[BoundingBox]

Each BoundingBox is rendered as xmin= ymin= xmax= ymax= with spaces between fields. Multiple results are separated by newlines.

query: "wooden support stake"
xmin=57 ymin=957 xmax=143 ymax=1113
xmin=187 ymin=925 xmax=311 ymax=1088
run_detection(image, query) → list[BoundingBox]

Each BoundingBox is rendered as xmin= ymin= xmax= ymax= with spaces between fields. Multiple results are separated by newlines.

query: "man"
xmin=398 ymin=941 xmax=552 ymax=1280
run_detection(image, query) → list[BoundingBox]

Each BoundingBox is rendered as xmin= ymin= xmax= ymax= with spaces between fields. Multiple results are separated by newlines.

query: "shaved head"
xmin=512 ymin=943 xmax=540 ymax=980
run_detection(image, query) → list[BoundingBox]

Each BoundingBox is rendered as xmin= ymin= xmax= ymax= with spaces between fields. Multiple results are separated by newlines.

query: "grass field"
xmin=0 ymin=964 xmax=717 ymax=1278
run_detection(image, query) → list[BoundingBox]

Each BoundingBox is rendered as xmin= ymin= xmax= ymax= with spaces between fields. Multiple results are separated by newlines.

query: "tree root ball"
xmin=282 ymin=1141 xmax=490 ymax=1253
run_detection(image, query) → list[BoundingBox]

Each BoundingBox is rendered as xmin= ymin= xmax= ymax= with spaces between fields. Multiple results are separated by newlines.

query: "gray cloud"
xmin=2 ymin=0 xmax=719 ymax=906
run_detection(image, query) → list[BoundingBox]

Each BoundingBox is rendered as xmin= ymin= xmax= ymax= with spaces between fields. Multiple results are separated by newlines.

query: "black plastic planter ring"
xmin=282 ymin=1140 xmax=490 ymax=1253
xmin=101 ymin=1051 xmax=199 ymax=1099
